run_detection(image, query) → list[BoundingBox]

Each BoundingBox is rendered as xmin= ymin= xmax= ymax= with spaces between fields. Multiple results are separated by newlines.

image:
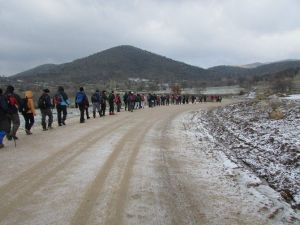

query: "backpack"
xmin=6 ymin=93 xmax=18 ymax=106
xmin=75 ymin=92 xmax=85 ymax=104
xmin=54 ymin=95 xmax=62 ymax=105
xmin=91 ymin=93 xmax=98 ymax=103
xmin=129 ymin=95 xmax=135 ymax=102
xmin=38 ymin=95 xmax=47 ymax=109
xmin=19 ymin=98 xmax=29 ymax=113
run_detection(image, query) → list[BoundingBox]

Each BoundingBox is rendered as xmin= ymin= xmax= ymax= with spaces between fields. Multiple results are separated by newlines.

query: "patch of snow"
xmin=182 ymin=111 xmax=300 ymax=224
xmin=247 ymin=91 xmax=256 ymax=99
xmin=185 ymin=99 xmax=300 ymax=220
xmin=282 ymin=94 xmax=300 ymax=100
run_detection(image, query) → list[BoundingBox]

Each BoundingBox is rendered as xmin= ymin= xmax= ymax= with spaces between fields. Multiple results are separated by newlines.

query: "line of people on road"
xmin=0 ymin=85 xmax=222 ymax=149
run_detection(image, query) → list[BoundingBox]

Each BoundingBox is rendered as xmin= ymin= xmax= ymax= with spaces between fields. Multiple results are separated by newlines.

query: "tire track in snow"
xmin=0 ymin=116 xmax=130 ymax=222
xmin=70 ymin=118 xmax=155 ymax=225
xmin=155 ymin=114 xmax=209 ymax=225
xmin=102 ymin=120 xmax=155 ymax=225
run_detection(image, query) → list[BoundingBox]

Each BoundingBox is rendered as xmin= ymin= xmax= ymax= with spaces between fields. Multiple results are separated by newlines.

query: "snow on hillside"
xmin=188 ymin=99 xmax=300 ymax=210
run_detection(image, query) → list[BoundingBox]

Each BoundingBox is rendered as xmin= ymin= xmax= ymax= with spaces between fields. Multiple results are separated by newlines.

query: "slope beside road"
xmin=0 ymin=102 xmax=298 ymax=225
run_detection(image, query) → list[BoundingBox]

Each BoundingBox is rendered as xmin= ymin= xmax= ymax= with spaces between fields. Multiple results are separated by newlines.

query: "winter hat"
xmin=79 ymin=87 xmax=84 ymax=91
xmin=6 ymin=85 xmax=14 ymax=93
xmin=43 ymin=89 xmax=50 ymax=93
xmin=58 ymin=86 xmax=64 ymax=92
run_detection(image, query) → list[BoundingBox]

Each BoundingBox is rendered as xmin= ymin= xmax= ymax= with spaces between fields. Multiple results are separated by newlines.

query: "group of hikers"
xmin=0 ymin=85 xmax=222 ymax=149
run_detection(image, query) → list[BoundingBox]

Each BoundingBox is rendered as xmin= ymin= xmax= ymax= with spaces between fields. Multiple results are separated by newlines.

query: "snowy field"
xmin=187 ymin=98 xmax=300 ymax=210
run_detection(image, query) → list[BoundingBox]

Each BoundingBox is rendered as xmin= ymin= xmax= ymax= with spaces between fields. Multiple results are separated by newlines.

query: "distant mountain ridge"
xmin=13 ymin=45 xmax=208 ymax=84
xmin=12 ymin=45 xmax=300 ymax=87
xmin=239 ymin=62 xmax=265 ymax=69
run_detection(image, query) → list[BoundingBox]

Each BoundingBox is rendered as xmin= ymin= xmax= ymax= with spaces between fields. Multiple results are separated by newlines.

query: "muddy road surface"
xmin=0 ymin=102 xmax=294 ymax=225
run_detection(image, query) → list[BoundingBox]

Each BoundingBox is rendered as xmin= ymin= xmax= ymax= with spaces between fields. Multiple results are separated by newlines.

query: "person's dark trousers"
xmin=23 ymin=113 xmax=34 ymax=131
xmin=129 ymin=102 xmax=134 ymax=112
xmin=109 ymin=103 xmax=114 ymax=114
xmin=41 ymin=108 xmax=53 ymax=129
xmin=79 ymin=104 xmax=85 ymax=123
xmin=85 ymin=107 xmax=90 ymax=119
xmin=100 ymin=103 xmax=106 ymax=116
xmin=7 ymin=113 xmax=20 ymax=137
xmin=117 ymin=103 xmax=121 ymax=112
xmin=57 ymin=105 xmax=67 ymax=125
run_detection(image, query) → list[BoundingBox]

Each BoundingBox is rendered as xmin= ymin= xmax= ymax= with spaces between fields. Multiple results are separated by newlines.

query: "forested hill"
xmin=12 ymin=45 xmax=300 ymax=87
xmin=12 ymin=45 xmax=208 ymax=84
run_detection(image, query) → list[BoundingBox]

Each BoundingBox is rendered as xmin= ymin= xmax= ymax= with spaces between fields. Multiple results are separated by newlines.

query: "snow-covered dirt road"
xmin=0 ymin=102 xmax=298 ymax=225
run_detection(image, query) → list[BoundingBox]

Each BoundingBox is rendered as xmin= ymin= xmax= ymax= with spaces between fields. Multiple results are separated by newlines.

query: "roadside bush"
xmin=269 ymin=110 xmax=285 ymax=120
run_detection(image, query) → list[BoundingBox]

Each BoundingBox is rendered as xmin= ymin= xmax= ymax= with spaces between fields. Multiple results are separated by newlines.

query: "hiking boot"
xmin=6 ymin=135 xmax=12 ymax=141
xmin=58 ymin=123 xmax=62 ymax=126
xmin=48 ymin=125 xmax=53 ymax=129
xmin=43 ymin=128 xmax=48 ymax=131
xmin=25 ymin=129 xmax=32 ymax=135
xmin=62 ymin=121 xmax=66 ymax=125
xmin=0 ymin=144 xmax=4 ymax=148
xmin=87 ymin=117 xmax=90 ymax=119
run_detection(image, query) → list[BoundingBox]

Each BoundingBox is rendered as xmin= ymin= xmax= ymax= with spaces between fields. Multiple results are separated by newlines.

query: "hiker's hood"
xmin=25 ymin=90 xmax=33 ymax=98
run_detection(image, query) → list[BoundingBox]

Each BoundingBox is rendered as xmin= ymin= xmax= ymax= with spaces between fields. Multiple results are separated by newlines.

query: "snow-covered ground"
xmin=282 ymin=94 xmax=300 ymax=100
xmin=187 ymin=99 xmax=300 ymax=211
xmin=1 ymin=101 xmax=300 ymax=224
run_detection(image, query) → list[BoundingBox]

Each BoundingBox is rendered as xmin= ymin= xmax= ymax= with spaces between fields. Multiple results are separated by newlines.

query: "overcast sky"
xmin=1 ymin=0 xmax=300 ymax=75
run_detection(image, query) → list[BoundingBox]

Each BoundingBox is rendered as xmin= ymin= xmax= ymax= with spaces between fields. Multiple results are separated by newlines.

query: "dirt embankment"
xmin=191 ymin=99 xmax=300 ymax=208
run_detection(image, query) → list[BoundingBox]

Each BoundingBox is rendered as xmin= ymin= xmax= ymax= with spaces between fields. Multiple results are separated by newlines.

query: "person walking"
xmin=115 ymin=93 xmax=122 ymax=112
xmin=135 ymin=94 xmax=140 ymax=109
xmin=128 ymin=92 xmax=135 ymax=112
xmin=100 ymin=90 xmax=107 ymax=116
xmin=38 ymin=89 xmax=53 ymax=131
xmin=53 ymin=86 xmax=70 ymax=126
xmin=141 ymin=94 xmax=145 ymax=108
xmin=123 ymin=92 xmax=128 ymax=111
xmin=75 ymin=87 xmax=88 ymax=123
xmin=22 ymin=90 xmax=36 ymax=135
xmin=191 ymin=95 xmax=196 ymax=104
xmin=0 ymin=89 xmax=10 ymax=148
xmin=108 ymin=91 xmax=115 ymax=115
xmin=91 ymin=89 xmax=101 ymax=118
xmin=4 ymin=85 xmax=21 ymax=140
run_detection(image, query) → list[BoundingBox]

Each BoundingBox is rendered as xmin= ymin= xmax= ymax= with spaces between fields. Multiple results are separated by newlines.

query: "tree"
xmin=171 ymin=84 xmax=182 ymax=95
xmin=271 ymin=77 xmax=293 ymax=93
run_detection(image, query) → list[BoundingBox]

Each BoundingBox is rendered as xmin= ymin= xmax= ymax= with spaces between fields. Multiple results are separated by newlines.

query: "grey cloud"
xmin=1 ymin=0 xmax=300 ymax=75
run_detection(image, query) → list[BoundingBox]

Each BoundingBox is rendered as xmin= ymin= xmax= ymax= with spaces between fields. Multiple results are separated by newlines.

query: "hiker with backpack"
xmin=115 ymin=93 xmax=122 ymax=112
xmin=91 ymin=89 xmax=101 ymax=118
xmin=123 ymin=92 xmax=128 ymax=111
xmin=100 ymin=90 xmax=107 ymax=116
xmin=135 ymin=94 xmax=141 ymax=109
xmin=38 ymin=89 xmax=53 ymax=131
xmin=141 ymin=94 xmax=145 ymax=108
xmin=0 ymin=88 xmax=10 ymax=148
xmin=53 ymin=86 xmax=70 ymax=126
xmin=21 ymin=91 xmax=36 ymax=135
xmin=128 ymin=92 xmax=135 ymax=112
xmin=4 ymin=85 xmax=21 ymax=140
xmin=108 ymin=91 xmax=115 ymax=115
xmin=75 ymin=87 xmax=88 ymax=123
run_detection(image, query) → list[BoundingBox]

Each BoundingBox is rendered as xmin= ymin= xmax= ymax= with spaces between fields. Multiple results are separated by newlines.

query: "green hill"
xmin=11 ymin=45 xmax=300 ymax=91
xmin=13 ymin=45 xmax=208 ymax=85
